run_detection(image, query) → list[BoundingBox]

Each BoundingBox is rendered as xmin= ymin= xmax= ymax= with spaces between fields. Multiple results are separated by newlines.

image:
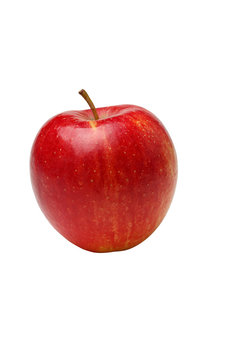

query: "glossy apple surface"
xmin=30 ymin=104 xmax=177 ymax=252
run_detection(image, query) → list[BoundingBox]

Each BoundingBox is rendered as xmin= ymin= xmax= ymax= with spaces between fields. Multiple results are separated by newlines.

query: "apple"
xmin=30 ymin=90 xmax=177 ymax=252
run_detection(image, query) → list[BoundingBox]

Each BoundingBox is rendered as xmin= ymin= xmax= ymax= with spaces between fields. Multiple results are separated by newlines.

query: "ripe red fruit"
xmin=30 ymin=90 xmax=177 ymax=252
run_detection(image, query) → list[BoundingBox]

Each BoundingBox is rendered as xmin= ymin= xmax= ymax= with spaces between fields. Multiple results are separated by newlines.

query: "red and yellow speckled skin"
xmin=30 ymin=105 xmax=177 ymax=252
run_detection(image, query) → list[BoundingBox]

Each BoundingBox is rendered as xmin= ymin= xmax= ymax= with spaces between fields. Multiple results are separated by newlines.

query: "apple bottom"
xmin=35 ymin=183 xmax=175 ymax=253
xmin=66 ymin=226 xmax=159 ymax=253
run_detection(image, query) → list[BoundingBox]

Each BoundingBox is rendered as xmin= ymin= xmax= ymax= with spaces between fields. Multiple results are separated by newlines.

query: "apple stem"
xmin=79 ymin=89 xmax=99 ymax=120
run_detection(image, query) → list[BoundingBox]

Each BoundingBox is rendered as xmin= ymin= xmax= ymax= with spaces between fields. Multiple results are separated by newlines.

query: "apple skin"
xmin=30 ymin=105 xmax=177 ymax=252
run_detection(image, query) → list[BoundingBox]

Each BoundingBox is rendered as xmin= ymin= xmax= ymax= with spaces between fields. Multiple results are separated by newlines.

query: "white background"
xmin=0 ymin=1 xmax=240 ymax=359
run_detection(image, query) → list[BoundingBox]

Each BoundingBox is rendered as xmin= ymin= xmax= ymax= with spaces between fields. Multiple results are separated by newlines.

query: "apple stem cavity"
xmin=79 ymin=89 xmax=99 ymax=121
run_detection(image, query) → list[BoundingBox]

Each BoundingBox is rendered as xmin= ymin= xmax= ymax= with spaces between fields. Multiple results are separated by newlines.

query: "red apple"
xmin=30 ymin=90 xmax=177 ymax=252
